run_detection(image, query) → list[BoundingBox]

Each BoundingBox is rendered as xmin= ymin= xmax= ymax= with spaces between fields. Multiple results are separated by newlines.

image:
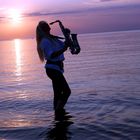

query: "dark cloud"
xmin=0 ymin=16 xmax=5 ymax=21
xmin=23 ymin=9 xmax=87 ymax=18
xmin=23 ymin=3 xmax=140 ymax=18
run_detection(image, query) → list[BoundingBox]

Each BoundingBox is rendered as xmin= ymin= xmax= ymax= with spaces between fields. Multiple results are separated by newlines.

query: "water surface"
xmin=0 ymin=30 xmax=140 ymax=140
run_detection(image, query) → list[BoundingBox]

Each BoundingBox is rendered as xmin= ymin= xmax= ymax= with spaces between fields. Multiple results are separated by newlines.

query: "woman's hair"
xmin=36 ymin=21 xmax=50 ymax=62
xmin=36 ymin=21 xmax=64 ymax=62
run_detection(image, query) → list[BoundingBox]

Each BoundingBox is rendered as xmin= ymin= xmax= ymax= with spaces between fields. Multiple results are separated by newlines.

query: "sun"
xmin=8 ymin=9 xmax=22 ymax=24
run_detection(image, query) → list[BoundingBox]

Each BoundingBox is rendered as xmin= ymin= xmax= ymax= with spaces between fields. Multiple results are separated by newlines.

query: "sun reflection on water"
xmin=16 ymin=91 xmax=29 ymax=100
xmin=0 ymin=114 xmax=33 ymax=128
xmin=14 ymin=39 xmax=22 ymax=78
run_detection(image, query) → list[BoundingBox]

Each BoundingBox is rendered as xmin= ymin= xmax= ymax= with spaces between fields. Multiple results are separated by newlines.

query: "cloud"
xmin=0 ymin=16 xmax=5 ymax=21
xmin=100 ymin=0 xmax=112 ymax=2
xmin=23 ymin=2 xmax=140 ymax=18
xmin=83 ymin=0 xmax=140 ymax=6
xmin=23 ymin=9 xmax=90 ymax=18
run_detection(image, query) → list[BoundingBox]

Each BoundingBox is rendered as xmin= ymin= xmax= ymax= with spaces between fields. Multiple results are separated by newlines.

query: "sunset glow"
xmin=7 ymin=9 xmax=22 ymax=25
xmin=0 ymin=0 xmax=140 ymax=40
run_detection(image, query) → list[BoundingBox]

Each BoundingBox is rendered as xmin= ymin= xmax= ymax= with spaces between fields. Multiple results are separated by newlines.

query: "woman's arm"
xmin=51 ymin=41 xmax=69 ymax=58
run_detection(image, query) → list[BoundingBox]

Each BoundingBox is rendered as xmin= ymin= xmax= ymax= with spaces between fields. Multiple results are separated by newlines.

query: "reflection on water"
xmin=14 ymin=39 xmax=22 ymax=78
xmin=15 ymin=91 xmax=29 ymax=100
xmin=1 ymin=114 xmax=33 ymax=128
xmin=45 ymin=109 xmax=73 ymax=140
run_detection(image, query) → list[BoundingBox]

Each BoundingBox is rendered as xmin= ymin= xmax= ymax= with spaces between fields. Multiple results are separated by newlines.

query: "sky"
xmin=0 ymin=0 xmax=140 ymax=40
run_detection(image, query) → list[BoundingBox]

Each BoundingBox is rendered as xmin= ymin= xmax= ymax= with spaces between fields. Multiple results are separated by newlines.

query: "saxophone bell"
xmin=71 ymin=34 xmax=81 ymax=54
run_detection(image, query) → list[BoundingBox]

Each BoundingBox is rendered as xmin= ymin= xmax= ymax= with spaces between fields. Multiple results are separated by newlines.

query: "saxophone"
xmin=50 ymin=20 xmax=81 ymax=55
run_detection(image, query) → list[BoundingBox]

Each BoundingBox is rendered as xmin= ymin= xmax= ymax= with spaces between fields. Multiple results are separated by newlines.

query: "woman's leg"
xmin=59 ymin=75 xmax=71 ymax=107
xmin=46 ymin=68 xmax=71 ymax=110
xmin=52 ymin=79 xmax=63 ymax=109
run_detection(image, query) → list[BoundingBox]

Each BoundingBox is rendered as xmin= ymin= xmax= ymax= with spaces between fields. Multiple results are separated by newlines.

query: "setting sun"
xmin=8 ymin=9 xmax=22 ymax=24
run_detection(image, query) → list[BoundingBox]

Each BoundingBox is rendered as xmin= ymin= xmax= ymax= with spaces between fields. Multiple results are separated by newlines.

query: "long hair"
xmin=36 ymin=21 xmax=50 ymax=62
xmin=36 ymin=29 xmax=43 ymax=62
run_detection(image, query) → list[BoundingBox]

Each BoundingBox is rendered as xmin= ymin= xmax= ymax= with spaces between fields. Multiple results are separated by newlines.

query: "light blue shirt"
xmin=39 ymin=37 xmax=65 ymax=72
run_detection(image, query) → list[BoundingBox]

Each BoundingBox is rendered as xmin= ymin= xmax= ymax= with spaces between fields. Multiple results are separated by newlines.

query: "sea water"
xmin=0 ymin=30 xmax=140 ymax=140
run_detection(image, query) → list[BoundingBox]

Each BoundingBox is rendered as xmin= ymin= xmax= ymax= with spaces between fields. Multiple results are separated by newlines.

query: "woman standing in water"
xmin=36 ymin=21 xmax=71 ymax=111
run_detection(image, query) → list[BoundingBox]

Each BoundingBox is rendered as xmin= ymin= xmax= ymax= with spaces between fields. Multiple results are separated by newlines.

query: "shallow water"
xmin=0 ymin=30 xmax=140 ymax=140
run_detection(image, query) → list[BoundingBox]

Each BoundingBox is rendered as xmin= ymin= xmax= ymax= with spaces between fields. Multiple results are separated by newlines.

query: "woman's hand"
xmin=64 ymin=40 xmax=70 ymax=51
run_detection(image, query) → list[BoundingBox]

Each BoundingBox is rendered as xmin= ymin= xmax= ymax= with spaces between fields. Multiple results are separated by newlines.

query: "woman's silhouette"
xmin=36 ymin=21 xmax=71 ymax=111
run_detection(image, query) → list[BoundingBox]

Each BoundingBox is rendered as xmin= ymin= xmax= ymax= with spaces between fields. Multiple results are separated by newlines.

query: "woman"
xmin=36 ymin=21 xmax=71 ymax=111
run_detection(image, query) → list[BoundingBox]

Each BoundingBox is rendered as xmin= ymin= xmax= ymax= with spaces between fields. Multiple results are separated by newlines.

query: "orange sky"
xmin=0 ymin=0 xmax=140 ymax=40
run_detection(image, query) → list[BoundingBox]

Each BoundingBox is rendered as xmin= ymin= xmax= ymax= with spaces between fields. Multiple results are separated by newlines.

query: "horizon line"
xmin=0 ymin=28 xmax=140 ymax=42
